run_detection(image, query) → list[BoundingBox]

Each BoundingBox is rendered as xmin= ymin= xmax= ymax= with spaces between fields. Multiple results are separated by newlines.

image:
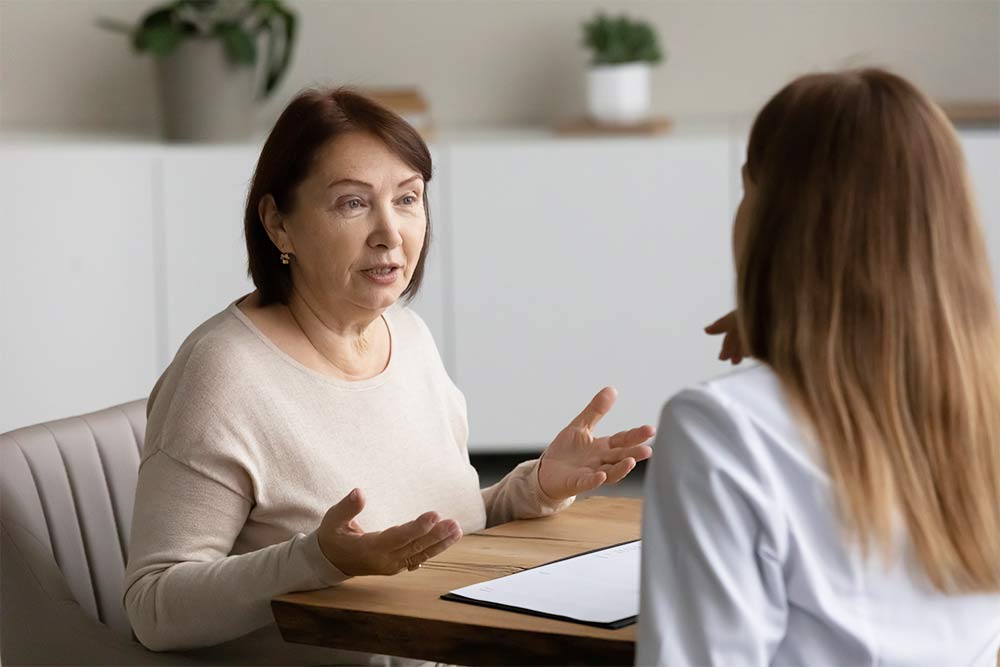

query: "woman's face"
xmin=273 ymin=131 xmax=427 ymax=316
xmin=732 ymin=163 xmax=756 ymax=266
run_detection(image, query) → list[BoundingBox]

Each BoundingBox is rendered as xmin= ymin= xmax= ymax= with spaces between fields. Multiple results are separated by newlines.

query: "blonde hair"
xmin=738 ymin=68 xmax=1000 ymax=592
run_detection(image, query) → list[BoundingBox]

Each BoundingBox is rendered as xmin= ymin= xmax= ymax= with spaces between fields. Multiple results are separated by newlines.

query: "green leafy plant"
xmin=583 ymin=13 xmax=664 ymax=66
xmin=98 ymin=0 xmax=296 ymax=98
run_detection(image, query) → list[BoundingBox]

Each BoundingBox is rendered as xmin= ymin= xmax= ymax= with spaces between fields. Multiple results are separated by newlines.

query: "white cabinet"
xmin=960 ymin=131 xmax=1000 ymax=295
xmin=2 ymin=128 xmax=997 ymax=448
xmin=160 ymin=147 xmax=260 ymax=361
xmin=449 ymin=136 xmax=734 ymax=451
xmin=1 ymin=147 xmax=159 ymax=432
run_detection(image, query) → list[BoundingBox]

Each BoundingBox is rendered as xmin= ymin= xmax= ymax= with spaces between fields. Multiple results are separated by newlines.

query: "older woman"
xmin=123 ymin=89 xmax=653 ymax=665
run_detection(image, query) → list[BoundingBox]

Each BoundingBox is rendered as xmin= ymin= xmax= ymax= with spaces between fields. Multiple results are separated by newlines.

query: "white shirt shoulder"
xmin=638 ymin=364 xmax=1000 ymax=667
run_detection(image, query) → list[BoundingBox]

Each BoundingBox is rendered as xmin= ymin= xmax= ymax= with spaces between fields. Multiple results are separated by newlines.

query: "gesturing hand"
xmin=705 ymin=310 xmax=746 ymax=364
xmin=317 ymin=488 xmax=462 ymax=576
xmin=537 ymin=387 xmax=655 ymax=501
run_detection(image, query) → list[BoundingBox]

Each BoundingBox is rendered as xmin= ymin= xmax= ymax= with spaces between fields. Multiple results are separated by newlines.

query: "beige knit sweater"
xmin=123 ymin=302 xmax=573 ymax=665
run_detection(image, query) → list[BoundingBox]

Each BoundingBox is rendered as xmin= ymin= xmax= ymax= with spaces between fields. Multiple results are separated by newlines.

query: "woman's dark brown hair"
xmin=244 ymin=87 xmax=433 ymax=305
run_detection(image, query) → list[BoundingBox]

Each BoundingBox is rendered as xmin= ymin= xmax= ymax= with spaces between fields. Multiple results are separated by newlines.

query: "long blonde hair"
xmin=738 ymin=68 xmax=1000 ymax=592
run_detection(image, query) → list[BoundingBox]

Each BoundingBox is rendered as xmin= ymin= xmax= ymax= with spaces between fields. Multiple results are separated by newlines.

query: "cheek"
xmin=405 ymin=217 xmax=427 ymax=259
xmin=315 ymin=225 xmax=367 ymax=275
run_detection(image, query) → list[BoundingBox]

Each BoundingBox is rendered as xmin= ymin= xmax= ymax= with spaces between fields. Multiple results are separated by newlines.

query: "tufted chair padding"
xmin=0 ymin=401 xmax=212 ymax=665
xmin=1 ymin=400 xmax=147 ymax=639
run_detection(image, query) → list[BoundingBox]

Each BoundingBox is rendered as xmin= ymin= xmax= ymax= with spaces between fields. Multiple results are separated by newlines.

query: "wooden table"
xmin=272 ymin=496 xmax=640 ymax=666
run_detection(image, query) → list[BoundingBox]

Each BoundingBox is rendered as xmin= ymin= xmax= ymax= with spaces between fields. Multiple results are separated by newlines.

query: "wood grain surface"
xmin=554 ymin=117 xmax=673 ymax=136
xmin=939 ymin=100 xmax=1000 ymax=127
xmin=272 ymin=496 xmax=641 ymax=666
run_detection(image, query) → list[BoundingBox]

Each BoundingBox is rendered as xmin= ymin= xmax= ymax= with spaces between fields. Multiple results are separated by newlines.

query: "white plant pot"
xmin=587 ymin=62 xmax=652 ymax=125
xmin=156 ymin=38 xmax=255 ymax=143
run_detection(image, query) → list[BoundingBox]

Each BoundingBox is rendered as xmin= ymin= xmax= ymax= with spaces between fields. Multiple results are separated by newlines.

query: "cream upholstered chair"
xmin=1 ymin=402 xmax=369 ymax=666
xmin=0 ymin=401 xmax=202 ymax=666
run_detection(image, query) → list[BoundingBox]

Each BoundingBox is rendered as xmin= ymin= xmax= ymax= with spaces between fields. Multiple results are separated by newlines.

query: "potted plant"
xmin=582 ymin=13 xmax=664 ymax=125
xmin=100 ymin=0 xmax=296 ymax=142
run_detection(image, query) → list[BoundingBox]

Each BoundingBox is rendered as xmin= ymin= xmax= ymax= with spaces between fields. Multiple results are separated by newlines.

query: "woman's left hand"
xmin=537 ymin=387 xmax=655 ymax=501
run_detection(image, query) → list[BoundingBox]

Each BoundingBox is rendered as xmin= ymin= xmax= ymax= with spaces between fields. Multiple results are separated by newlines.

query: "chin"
xmin=352 ymin=275 xmax=412 ymax=311
xmin=362 ymin=291 xmax=405 ymax=312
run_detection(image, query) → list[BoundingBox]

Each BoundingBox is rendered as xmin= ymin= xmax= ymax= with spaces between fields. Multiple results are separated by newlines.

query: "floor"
xmin=470 ymin=454 xmax=646 ymax=499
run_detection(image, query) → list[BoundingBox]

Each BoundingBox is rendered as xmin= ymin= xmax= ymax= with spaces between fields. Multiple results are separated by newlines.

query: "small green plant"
xmin=98 ymin=0 xmax=296 ymax=98
xmin=582 ymin=13 xmax=664 ymax=66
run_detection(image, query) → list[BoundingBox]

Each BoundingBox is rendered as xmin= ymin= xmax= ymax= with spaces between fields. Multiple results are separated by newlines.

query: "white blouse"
xmin=638 ymin=364 xmax=1000 ymax=666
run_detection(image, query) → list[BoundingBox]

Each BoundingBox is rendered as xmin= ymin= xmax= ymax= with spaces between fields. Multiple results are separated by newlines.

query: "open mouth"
xmin=362 ymin=265 xmax=401 ymax=283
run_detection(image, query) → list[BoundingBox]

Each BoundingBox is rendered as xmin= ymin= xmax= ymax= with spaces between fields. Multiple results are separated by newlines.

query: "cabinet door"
xmin=959 ymin=131 xmax=1000 ymax=295
xmin=449 ymin=137 xmax=734 ymax=452
xmin=0 ymin=147 xmax=158 ymax=431
xmin=160 ymin=147 xmax=260 ymax=362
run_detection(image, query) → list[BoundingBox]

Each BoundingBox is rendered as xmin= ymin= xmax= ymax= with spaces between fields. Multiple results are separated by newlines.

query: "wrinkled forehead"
xmin=308 ymin=132 xmax=424 ymax=189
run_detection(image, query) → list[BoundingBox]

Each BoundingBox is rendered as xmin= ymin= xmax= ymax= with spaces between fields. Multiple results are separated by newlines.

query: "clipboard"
xmin=440 ymin=540 xmax=640 ymax=629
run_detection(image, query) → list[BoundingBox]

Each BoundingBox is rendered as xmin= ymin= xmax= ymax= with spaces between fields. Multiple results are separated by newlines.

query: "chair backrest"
xmin=0 ymin=400 xmax=147 ymax=640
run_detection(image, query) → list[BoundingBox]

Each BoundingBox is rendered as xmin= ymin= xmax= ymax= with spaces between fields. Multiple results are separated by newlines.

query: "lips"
xmin=361 ymin=263 xmax=403 ymax=284
xmin=362 ymin=263 xmax=401 ymax=274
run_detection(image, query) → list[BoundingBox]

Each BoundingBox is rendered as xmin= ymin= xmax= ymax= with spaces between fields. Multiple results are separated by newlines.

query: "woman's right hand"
xmin=317 ymin=488 xmax=463 ymax=576
xmin=705 ymin=311 xmax=746 ymax=364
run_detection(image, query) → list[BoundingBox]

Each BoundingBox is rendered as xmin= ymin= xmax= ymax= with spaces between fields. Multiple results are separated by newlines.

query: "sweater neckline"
xmin=226 ymin=298 xmax=398 ymax=391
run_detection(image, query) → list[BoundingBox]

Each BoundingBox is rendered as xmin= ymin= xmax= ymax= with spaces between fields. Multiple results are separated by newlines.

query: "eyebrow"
xmin=328 ymin=175 xmax=423 ymax=189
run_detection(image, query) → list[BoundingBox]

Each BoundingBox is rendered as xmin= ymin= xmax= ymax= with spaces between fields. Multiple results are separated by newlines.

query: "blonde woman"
xmin=638 ymin=69 xmax=1000 ymax=666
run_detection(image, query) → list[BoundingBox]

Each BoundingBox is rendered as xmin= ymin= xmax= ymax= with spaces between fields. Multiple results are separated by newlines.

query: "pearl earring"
xmin=280 ymin=252 xmax=290 ymax=265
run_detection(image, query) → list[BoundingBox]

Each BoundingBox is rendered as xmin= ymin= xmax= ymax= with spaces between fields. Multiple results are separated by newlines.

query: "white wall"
xmin=1 ymin=0 xmax=997 ymax=135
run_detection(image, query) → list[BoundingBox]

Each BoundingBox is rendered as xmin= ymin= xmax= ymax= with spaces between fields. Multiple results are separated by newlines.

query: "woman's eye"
xmin=401 ymin=194 xmax=418 ymax=205
xmin=341 ymin=198 xmax=365 ymax=211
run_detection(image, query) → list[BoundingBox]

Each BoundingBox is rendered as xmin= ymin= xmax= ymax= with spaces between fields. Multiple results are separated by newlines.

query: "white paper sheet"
xmin=446 ymin=540 xmax=641 ymax=626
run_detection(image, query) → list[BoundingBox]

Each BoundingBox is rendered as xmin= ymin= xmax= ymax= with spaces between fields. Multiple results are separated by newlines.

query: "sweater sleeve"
xmin=480 ymin=456 xmax=575 ymax=527
xmin=123 ymin=450 xmax=348 ymax=652
xmin=637 ymin=388 xmax=787 ymax=667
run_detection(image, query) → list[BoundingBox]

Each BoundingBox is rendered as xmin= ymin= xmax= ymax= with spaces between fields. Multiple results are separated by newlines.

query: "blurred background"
xmin=2 ymin=0 xmax=999 ymax=492
xmin=3 ymin=1 xmax=999 ymax=133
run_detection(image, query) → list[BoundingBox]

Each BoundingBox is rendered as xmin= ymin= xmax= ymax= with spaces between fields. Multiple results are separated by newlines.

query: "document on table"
xmin=441 ymin=540 xmax=640 ymax=629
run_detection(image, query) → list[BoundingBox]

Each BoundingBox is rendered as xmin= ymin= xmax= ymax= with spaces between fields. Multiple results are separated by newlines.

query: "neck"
xmin=285 ymin=287 xmax=389 ymax=380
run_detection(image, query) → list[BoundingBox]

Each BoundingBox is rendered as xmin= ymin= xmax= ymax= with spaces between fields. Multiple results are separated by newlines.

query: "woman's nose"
xmin=369 ymin=205 xmax=403 ymax=248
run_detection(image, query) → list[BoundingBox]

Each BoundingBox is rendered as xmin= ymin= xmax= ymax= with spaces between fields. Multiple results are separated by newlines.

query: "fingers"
xmin=604 ymin=443 xmax=652 ymax=465
xmin=720 ymin=332 xmax=733 ymax=360
xmin=722 ymin=332 xmax=744 ymax=364
xmin=704 ymin=310 xmax=736 ymax=335
xmin=573 ymin=469 xmax=607 ymax=495
xmin=602 ymin=457 xmax=636 ymax=485
xmin=571 ymin=386 xmax=617 ymax=430
xmin=377 ymin=511 xmax=441 ymax=551
xmin=325 ymin=488 xmax=366 ymax=527
xmin=705 ymin=311 xmax=747 ymax=364
xmin=607 ymin=425 xmax=655 ymax=448
xmin=395 ymin=520 xmax=463 ymax=571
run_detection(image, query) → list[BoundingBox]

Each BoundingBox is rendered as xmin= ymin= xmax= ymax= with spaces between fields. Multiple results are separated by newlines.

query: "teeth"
xmin=368 ymin=267 xmax=394 ymax=275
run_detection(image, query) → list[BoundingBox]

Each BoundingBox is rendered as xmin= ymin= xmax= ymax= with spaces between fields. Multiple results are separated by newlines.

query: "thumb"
xmin=325 ymin=488 xmax=365 ymax=527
